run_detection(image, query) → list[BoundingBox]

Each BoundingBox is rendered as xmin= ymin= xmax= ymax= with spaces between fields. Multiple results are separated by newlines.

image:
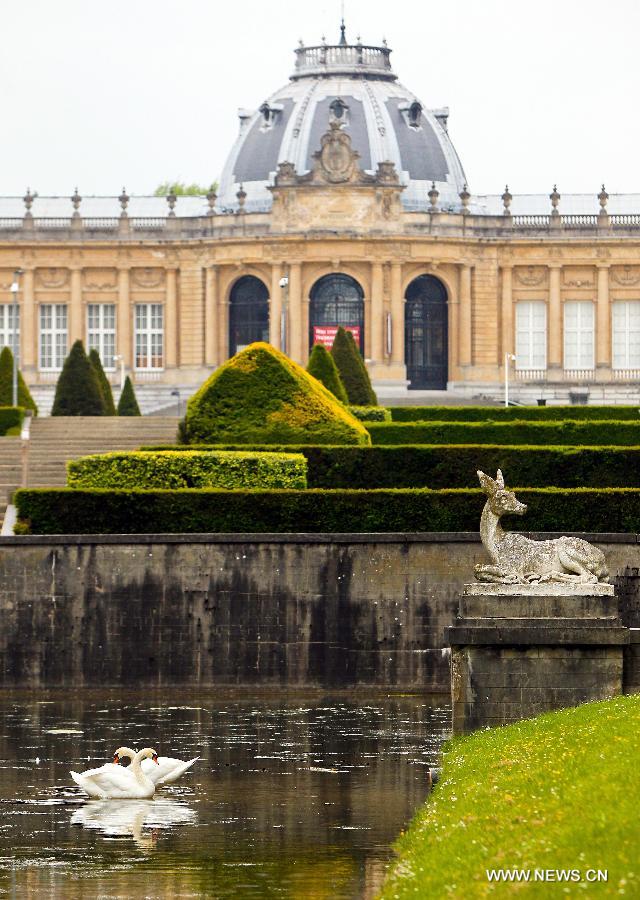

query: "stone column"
xmin=69 ymin=267 xmax=83 ymax=345
xmin=21 ymin=268 xmax=36 ymax=372
xmin=204 ymin=266 xmax=218 ymax=367
xmin=165 ymin=267 xmax=178 ymax=368
xmin=459 ymin=264 xmax=472 ymax=368
xmin=269 ymin=264 xmax=282 ymax=350
xmin=501 ymin=264 xmax=514 ymax=363
xmin=448 ymin=284 xmax=459 ymax=381
xmin=288 ymin=262 xmax=303 ymax=362
xmin=217 ymin=271 xmax=229 ymax=364
xmin=390 ymin=262 xmax=404 ymax=365
xmin=117 ymin=267 xmax=132 ymax=369
xmin=370 ymin=262 xmax=384 ymax=364
xmin=548 ymin=264 xmax=562 ymax=375
xmin=596 ymin=264 xmax=611 ymax=375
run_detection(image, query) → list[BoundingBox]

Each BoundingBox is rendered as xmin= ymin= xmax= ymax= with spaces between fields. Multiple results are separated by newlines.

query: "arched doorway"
xmin=404 ymin=275 xmax=448 ymax=389
xmin=229 ymin=276 xmax=269 ymax=356
xmin=309 ymin=274 xmax=364 ymax=353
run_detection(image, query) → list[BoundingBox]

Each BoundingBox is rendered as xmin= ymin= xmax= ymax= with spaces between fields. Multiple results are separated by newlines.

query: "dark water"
xmin=0 ymin=690 xmax=450 ymax=899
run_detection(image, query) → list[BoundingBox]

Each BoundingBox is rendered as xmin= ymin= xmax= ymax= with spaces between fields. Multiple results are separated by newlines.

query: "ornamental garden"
xmin=4 ymin=326 xmax=640 ymax=534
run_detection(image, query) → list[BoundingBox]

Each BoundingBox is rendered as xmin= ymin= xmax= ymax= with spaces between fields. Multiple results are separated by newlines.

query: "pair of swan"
xmin=71 ymin=747 xmax=199 ymax=800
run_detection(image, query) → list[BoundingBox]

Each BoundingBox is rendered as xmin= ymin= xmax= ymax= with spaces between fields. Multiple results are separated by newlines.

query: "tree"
xmin=306 ymin=343 xmax=348 ymax=403
xmin=153 ymin=180 xmax=218 ymax=197
xmin=330 ymin=327 xmax=377 ymax=406
xmin=51 ymin=340 xmax=104 ymax=416
xmin=88 ymin=348 xmax=116 ymax=415
xmin=0 ymin=346 xmax=38 ymax=414
xmin=117 ymin=376 xmax=141 ymax=416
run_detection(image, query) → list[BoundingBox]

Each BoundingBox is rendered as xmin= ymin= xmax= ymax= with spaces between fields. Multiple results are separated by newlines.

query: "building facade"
xmin=2 ymin=29 xmax=640 ymax=410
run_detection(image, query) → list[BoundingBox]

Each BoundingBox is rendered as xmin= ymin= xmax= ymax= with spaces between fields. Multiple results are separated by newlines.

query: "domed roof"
xmin=218 ymin=27 xmax=467 ymax=213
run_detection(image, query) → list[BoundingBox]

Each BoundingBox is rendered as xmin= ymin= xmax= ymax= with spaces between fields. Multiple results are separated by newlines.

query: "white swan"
xmin=114 ymin=746 xmax=199 ymax=786
xmin=70 ymin=747 xmax=159 ymax=799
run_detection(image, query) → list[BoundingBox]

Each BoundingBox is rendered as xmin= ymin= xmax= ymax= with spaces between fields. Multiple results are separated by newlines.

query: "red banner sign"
xmin=312 ymin=325 xmax=361 ymax=349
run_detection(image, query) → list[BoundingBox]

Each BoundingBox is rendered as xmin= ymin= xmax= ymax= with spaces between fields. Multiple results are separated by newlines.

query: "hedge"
xmin=347 ymin=406 xmax=391 ymax=422
xmin=331 ymin=326 xmax=377 ymax=405
xmin=367 ymin=420 xmax=640 ymax=446
xmin=0 ymin=348 xmax=37 ymax=414
xmin=14 ymin=487 xmax=640 ymax=534
xmin=390 ymin=405 xmax=640 ymax=422
xmin=0 ymin=406 xmax=23 ymax=436
xmin=183 ymin=342 xmax=369 ymax=446
xmin=139 ymin=442 xmax=640 ymax=489
xmin=52 ymin=340 xmax=105 ymax=416
xmin=306 ymin=343 xmax=348 ymax=403
xmin=67 ymin=450 xmax=308 ymax=490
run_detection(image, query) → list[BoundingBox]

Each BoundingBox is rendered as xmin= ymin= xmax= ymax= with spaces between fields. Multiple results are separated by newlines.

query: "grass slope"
xmin=382 ymin=695 xmax=640 ymax=898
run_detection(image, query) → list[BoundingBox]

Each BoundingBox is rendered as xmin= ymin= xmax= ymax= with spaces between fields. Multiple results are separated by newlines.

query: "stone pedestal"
xmin=445 ymin=583 xmax=628 ymax=734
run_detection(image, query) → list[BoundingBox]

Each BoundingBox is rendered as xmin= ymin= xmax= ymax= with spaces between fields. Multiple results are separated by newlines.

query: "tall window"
xmin=39 ymin=304 xmax=68 ymax=370
xmin=612 ymin=301 xmax=640 ymax=370
xmin=564 ymin=300 xmax=594 ymax=370
xmin=135 ymin=303 xmax=163 ymax=369
xmin=87 ymin=304 xmax=116 ymax=369
xmin=515 ymin=301 xmax=547 ymax=370
xmin=0 ymin=304 xmax=20 ymax=362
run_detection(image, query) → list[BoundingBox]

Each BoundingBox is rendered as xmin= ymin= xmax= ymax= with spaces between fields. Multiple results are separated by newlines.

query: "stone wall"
xmin=0 ymin=533 xmax=638 ymax=689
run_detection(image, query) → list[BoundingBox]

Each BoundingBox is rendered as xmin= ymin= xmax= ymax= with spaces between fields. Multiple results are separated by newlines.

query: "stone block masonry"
xmin=0 ymin=533 xmax=640 ymax=689
xmin=447 ymin=583 xmax=628 ymax=733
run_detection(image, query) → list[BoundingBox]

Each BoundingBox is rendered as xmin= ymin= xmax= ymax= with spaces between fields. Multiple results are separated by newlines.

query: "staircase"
xmin=0 ymin=437 xmax=24 ymax=522
xmin=25 ymin=416 xmax=180 ymax=488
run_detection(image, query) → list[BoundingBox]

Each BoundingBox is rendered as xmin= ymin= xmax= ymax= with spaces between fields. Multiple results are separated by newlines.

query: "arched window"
xmin=309 ymin=274 xmax=364 ymax=352
xmin=228 ymin=276 xmax=269 ymax=357
xmin=404 ymin=275 xmax=448 ymax=389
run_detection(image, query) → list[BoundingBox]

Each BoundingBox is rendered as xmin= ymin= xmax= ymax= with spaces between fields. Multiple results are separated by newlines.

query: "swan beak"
xmin=152 ymin=753 xmax=159 ymax=765
xmin=113 ymin=754 xmax=119 ymax=764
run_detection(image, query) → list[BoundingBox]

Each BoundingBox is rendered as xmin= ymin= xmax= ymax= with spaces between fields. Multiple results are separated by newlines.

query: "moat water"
xmin=0 ymin=689 xmax=449 ymax=899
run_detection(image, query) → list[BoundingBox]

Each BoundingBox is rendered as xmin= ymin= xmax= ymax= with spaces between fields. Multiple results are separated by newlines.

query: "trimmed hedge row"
xmin=367 ymin=420 xmax=640 ymax=446
xmin=347 ymin=405 xmax=391 ymax=422
xmin=140 ymin=443 xmax=640 ymax=489
xmin=14 ymin=487 xmax=640 ymax=534
xmin=67 ymin=450 xmax=308 ymax=490
xmin=390 ymin=405 xmax=640 ymax=422
xmin=0 ymin=406 xmax=24 ymax=435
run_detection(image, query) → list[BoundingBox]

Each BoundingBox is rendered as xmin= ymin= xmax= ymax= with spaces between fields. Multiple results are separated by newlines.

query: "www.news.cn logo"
xmin=486 ymin=869 xmax=608 ymax=883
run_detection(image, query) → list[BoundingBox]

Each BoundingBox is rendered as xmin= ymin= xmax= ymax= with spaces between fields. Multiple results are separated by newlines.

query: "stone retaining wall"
xmin=0 ymin=533 xmax=638 ymax=688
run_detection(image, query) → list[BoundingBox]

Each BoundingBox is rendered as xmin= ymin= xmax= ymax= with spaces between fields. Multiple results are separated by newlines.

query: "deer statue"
xmin=474 ymin=469 xmax=609 ymax=585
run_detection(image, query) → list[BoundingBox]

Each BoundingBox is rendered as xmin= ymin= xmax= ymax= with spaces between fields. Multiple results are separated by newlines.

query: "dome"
xmin=218 ymin=26 xmax=467 ymax=213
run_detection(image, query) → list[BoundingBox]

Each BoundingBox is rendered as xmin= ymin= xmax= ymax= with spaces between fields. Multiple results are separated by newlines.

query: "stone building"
xmin=2 ymin=25 xmax=640 ymax=411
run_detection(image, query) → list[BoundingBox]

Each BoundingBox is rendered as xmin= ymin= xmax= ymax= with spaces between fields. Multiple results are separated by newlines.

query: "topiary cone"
xmin=330 ymin=326 xmax=377 ymax=406
xmin=0 ymin=346 xmax=38 ymax=414
xmin=117 ymin=376 xmax=141 ymax=416
xmin=306 ymin=343 xmax=348 ymax=403
xmin=51 ymin=340 xmax=105 ymax=416
xmin=89 ymin=348 xmax=116 ymax=415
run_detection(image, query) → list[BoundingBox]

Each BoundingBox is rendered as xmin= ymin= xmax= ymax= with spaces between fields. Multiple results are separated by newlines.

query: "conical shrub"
xmin=0 ymin=346 xmax=38 ymax=414
xmin=330 ymin=326 xmax=377 ymax=406
xmin=117 ymin=376 xmax=141 ymax=416
xmin=51 ymin=340 xmax=104 ymax=416
xmin=306 ymin=343 xmax=348 ymax=403
xmin=89 ymin=348 xmax=116 ymax=415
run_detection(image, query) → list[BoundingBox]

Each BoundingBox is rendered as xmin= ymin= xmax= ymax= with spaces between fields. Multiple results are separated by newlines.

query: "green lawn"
xmin=381 ymin=695 xmax=640 ymax=897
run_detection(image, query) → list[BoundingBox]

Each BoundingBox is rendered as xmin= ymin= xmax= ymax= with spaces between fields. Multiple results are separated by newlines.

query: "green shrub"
xmin=67 ymin=450 xmax=307 ymax=489
xmin=117 ymin=376 xmax=141 ymax=416
xmin=331 ymin=327 xmax=377 ymax=405
xmin=51 ymin=340 xmax=104 ymax=416
xmin=367 ymin=420 xmax=640 ymax=446
xmin=183 ymin=342 xmax=370 ymax=446
xmin=347 ymin=406 xmax=391 ymax=422
xmin=0 ymin=347 xmax=37 ymax=414
xmin=390 ymin=405 xmax=640 ymax=422
xmin=89 ymin=348 xmax=116 ymax=415
xmin=306 ymin=344 xmax=348 ymax=403
xmin=14 ymin=486 xmax=640 ymax=535
xmin=0 ymin=406 xmax=24 ymax=436
xmin=139 ymin=443 xmax=640 ymax=489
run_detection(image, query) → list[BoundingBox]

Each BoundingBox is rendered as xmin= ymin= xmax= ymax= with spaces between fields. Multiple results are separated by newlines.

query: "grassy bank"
xmin=382 ymin=695 xmax=640 ymax=897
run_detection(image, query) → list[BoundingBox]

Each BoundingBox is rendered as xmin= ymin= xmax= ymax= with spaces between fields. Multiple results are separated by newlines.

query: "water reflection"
xmin=0 ymin=689 xmax=450 ymax=899
xmin=71 ymin=798 xmax=197 ymax=849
